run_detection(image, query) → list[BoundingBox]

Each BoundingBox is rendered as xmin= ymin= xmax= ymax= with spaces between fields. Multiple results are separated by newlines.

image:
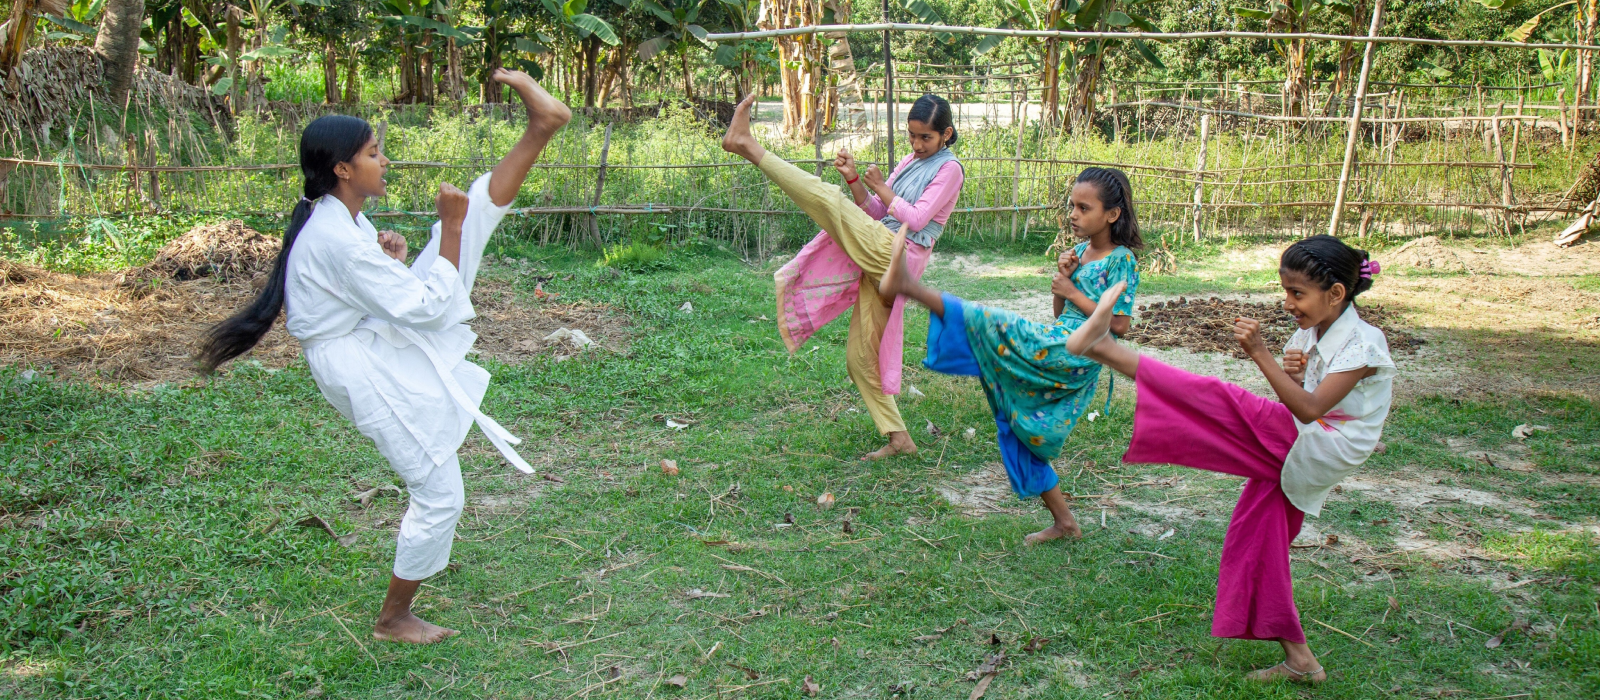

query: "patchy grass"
xmin=2 ymin=243 xmax=1596 ymax=698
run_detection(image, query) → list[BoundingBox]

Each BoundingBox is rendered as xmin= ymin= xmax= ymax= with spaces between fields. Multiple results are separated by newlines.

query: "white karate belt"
xmin=389 ymin=326 xmax=533 ymax=474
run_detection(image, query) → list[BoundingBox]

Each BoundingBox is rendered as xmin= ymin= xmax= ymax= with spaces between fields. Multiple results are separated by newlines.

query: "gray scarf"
xmin=881 ymin=147 xmax=960 ymax=247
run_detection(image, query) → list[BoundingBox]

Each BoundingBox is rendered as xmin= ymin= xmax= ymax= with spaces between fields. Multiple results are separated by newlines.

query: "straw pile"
xmin=1125 ymin=297 xmax=1422 ymax=358
xmin=124 ymin=219 xmax=280 ymax=292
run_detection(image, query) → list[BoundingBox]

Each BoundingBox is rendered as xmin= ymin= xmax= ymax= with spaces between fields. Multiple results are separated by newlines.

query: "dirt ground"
xmin=0 ymin=224 xmax=630 ymax=384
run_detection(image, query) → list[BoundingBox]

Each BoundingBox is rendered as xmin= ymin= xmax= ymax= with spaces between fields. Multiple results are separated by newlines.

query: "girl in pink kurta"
xmin=1065 ymin=235 xmax=1394 ymax=685
xmin=771 ymin=94 xmax=965 ymax=461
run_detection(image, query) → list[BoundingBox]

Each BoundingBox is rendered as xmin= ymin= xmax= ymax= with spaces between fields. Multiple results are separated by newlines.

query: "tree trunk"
xmin=418 ymin=32 xmax=435 ymax=104
xmin=583 ymin=35 xmax=601 ymax=108
xmin=1041 ymin=0 xmax=1064 ymax=126
xmin=1578 ymin=1 xmax=1598 ymax=127
xmin=481 ymin=24 xmax=503 ymax=104
xmin=597 ymin=45 xmax=624 ymax=107
xmin=444 ymin=37 xmax=465 ymax=102
xmin=343 ymin=46 xmax=361 ymax=103
xmin=323 ymin=40 xmax=340 ymax=104
xmin=225 ymin=5 xmax=243 ymax=111
xmin=94 ymin=0 xmax=145 ymax=106
xmin=680 ymin=45 xmax=696 ymax=101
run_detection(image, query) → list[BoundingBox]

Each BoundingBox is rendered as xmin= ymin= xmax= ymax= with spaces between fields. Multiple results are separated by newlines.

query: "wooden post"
xmin=1192 ymin=114 xmax=1209 ymax=242
xmin=1558 ymin=88 xmax=1571 ymax=150
xmin=1328 ymin=0 xmax=1384 ymax=238
xmin=1492 ymin=104 xmax=1511 ymax=236
xmin=1010 ymin=87 xmax=1027 ymax=241
xmin=882 ymin=0 xmax=895 ymax=164
xmin=589 ymin=121 xmax=613 ymax=249
xmin=814 ymin=96 xmax=824 ymax=177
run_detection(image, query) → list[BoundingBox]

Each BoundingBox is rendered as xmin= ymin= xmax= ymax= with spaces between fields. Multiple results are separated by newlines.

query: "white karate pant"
xmin=393 ymin=453 xmax=465 ymax=580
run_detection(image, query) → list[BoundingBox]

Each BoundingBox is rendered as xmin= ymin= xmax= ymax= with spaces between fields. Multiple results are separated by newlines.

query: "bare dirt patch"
xmin=1124 ymin=297 xmax=1422 ymax=358
xmin=1 ymin=231 xmax=630 ymax=383
xmin=935 ymin=463 xmax=1028 ymax=516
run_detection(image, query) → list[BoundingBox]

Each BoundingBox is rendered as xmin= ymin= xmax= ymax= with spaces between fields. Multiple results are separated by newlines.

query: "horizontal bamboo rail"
xmin=703 ymin=23 xmax=1600 ymax=52
xmin=1102 ymin=100 xmax=1555 ymax=124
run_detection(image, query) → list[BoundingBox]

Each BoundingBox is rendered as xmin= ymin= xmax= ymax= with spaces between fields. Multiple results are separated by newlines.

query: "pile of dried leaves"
xmin=124 ymin=219 xmax=280 ymax=290
xmin=1124 ymin=297 xmax=1422 ymax=358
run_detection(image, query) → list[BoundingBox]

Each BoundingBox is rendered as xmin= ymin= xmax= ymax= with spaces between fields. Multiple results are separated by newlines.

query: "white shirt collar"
xmin=1312 ymin=304 xmax=1360 ymax=360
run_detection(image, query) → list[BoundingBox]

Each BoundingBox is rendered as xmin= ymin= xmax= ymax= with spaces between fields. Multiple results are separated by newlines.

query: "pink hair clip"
xmin=1359 ymin=260 xmax=1380 ymax=279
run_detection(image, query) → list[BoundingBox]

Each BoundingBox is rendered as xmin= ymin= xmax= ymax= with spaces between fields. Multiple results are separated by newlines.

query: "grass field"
xmin=2 ymin=235 xmax=1597 ymax=698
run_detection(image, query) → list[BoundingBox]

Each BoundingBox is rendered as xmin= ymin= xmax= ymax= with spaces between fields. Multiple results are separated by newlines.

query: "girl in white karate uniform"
xmin=198 ymin=70 xmax=570 ymax=644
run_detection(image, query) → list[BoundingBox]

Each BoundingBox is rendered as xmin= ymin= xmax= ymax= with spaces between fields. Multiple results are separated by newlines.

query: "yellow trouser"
xmin=759 ymin=152 xmax=906 ymax=435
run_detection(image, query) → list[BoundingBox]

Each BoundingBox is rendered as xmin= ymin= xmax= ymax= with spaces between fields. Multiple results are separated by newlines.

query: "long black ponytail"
xmin=1074 ymin=167 xmax=1143 ymax=250
xmin=197 ymin=115 xmax=373 ymax=373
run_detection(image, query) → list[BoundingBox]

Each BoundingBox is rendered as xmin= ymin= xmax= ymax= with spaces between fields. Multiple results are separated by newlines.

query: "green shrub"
xmin=597 ymin=241 xmax=668 ymax=272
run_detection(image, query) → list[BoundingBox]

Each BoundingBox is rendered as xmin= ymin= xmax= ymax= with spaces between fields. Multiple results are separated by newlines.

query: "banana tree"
xmin=541 ymin=0 xmax=621 ymax=107
xmin=1478 ymin=0 xmax=1595 ymax=123
xmin=711 ymin=0 xmax=763 ymax=101
xmin=984 ymin=0 xmax=1162 ymax=127
xmin=638 ymin=0 xmax=709 ymax=101
xmin=1233 ymin=0 xmax=1350 ymax=117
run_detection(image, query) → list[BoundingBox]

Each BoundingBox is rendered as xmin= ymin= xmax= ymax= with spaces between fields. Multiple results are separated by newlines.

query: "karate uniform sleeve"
xmin=340 ymin=243 xmax=474 ymax=332
xmin=888 ymin=161 xmax=964 ymax=233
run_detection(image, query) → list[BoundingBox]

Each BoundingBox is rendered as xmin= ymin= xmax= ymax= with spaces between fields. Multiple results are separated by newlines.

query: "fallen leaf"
xmin=660 ymin=459 xmax=680 ymax=476
xmin=817 ymin=492 xmax=835 ymax=510
xmin=296 ymin=514 xmax=358 ymax=547
xmin=913 ymin=634 xmax=942 ymax=643
xmin=1373 ymin=441 xmax=1388 ymax=455
xmin=802 ymin=674 xmax=821 ymax=696
xmin=608 ymin=665 xmax=622 ymax=680
xmin=1485 ymin=635 xmax=1503 ymax=649
xmin=679 ymin=301 xmax=694 ymax=314
xmin=925 ymin=419 xmax=942 ymax=437
xmin=830 ymin=637 xmax=840 ymax=649
xmin=1157 ymin=528 xmax=1175 ymax=541
xmin=1326 ymin=534 xmax=1340 ymax=546
xmin=1372 ymin=518 xmax=1390 ymax=525
xmin=783 ymin=512 xmax=795 ymax=524
xmin=988 ymin=632 xmax=1004 ymax=646
xmin=842 ymin=520 xmax=855 ymax=534
xmin=666 ymin=418 xmax=690 ymax=430
xmin=684 ymin=588 xmax=730 ymax=599
xmin=543 ymin=472 xmax=566 ymax=483
xmin=969 ymin=673 xmax=996 ymax=699
xmin=907 ymin=385 xmax=926 ymax=399
xmin=1512 ymin=424 xmax=1552 ymax=439
xmin=1388 ymin=596 xmax=1400 ymax=611
xmin=664 ymin=674 xmax=688 ymax=688
xmin=782 ymin=485 xmax=794 ymax=492
xmin=1023 ymin=636 xmax=1050 ymax=652
xmin=701 ymin=540 xmax=734 ymax=547
xmin=731 ymin=665 xmax=759 ymax=680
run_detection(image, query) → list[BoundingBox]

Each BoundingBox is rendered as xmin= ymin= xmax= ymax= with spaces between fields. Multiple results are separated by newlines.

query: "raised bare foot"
xmin=1065 ymin=281 xmax=1127 ymax=356
xmin=372 ymin=612 xmax=459 ymax=644
xmin=720 ymin=95 xmax=766 ymax=165
xmin=861 ymin=431 xmax=917 ymax=461
xmin=1023 ymin=522 xmax=1082 ymax=545
xmin=877 ymin=232 xmax=909 ymax=306
xmin=1246 ymin=661 xmax=1326 ymax=685
xmin=493 ymin=68 xmax=571 ymax=133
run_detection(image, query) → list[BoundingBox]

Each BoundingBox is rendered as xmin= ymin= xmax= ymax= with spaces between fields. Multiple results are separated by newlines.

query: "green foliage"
xmin=597 ymin=239 xmax=669 ymax=270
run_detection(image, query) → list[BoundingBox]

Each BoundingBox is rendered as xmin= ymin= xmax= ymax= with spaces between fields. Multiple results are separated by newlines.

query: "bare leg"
xmin=487 ymin=68 xmax=572 ymax=207
xmin=1024 ymin=486 xmax=1083 ymax=545
xmin=878 ymin=233 xmax=945 ymax=317
xmin=1246 ymin=641 xmax=1326 ymax=684
xmin=1066 ymin=282 xmax=1141 ymax=379
xmin=372 ymin=575 xmax=458 ymax=644
xmin=720 ymin=95 xmax=767 ymax=165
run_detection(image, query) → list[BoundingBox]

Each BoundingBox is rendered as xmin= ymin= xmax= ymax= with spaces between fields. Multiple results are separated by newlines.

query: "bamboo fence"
xmin=1 ymin=20 xmax=1589 ymax=253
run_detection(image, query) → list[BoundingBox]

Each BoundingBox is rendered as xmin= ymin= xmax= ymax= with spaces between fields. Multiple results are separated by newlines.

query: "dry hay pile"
xmin=125 ymin=220 xmax=280 ymax=290
xmin=1 ymin=221 xmax=297 ymax=383
xmin=0 ymin=46 xmax=232 ymax=142
xmin=1125 ymin=297 xmax=1422 ymax=358
xmin=1382 ymin=236 xmax=1472 ymax=273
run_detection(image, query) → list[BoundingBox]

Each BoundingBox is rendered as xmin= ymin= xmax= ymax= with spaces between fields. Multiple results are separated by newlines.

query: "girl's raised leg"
xmin=487 ymin=69 xmax=572 ymax=207
xmin=720 ymin=95 xmax=767 ymax=165
xmin=1067 ymin=282 xmax=1140 ymax=379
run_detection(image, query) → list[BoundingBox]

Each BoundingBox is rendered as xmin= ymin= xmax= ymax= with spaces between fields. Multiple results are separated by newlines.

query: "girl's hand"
xmin=437 ymin=182 xmax=470 ymax=226
xmin=1057 ymin=250 xmax=1080 ymax=277
xmin=1232 ymin=317 xmax=1270 ymax=358
xmin=1282 ymin=348 xmax=1307 ymax=381
xmin=377 ymin=230 xmax=408 ymax=262
xmin=862 ymin=164 xmax=887 ymax=190
xmin=1051 ymin=269 xmax=1079 ymax=299
xmin=834 ymin=149 xmax=858 ymax=181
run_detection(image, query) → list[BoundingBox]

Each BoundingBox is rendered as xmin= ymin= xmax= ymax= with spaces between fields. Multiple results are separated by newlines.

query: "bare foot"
xmin=720 ymin=95 xmax=767 ymax=165
xmin=372 ymin=612 xmax=459 ymax=644
xmin=877 ymin=232 xmax=909 ymax=306
xmin=1246 ymin=661 xmax=1326 ymax=685
xmin=1065 ymin=281 xmax=1127 ymax=356
xmin=861 ymin=431 xmax=917 ymax=461
xmin=493 ymin=67 xmax=571 ymax=134
xmin=1023 ymin=522 xmax=1082 ymax=545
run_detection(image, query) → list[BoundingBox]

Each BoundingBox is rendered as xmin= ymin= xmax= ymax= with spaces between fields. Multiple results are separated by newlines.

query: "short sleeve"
xmin=1328 ymin=331 xmax=1396 ymax=379
xmin=1106 ymin=251 xmax=1140 ymax=317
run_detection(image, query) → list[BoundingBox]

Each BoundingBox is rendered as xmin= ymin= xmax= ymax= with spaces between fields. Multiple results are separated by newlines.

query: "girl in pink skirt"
xmin=1064 ymin=235 xmax=1394 ymax=684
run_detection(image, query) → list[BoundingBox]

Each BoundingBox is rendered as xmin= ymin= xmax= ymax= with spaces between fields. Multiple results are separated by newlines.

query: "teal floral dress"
xmin=923 ymin=242 xmax=1140 ymax=498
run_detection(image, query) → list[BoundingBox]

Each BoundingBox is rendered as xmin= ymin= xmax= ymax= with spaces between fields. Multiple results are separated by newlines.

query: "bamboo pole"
xmin=1492 ymin=103 xmax=1511 ymax=236
xmin=588 ymin=121 xmax=613 ymax=248
xmin=702 ymin=24 xmax=1600 ymax=53
xmin=1328 ymin=0 xmax=1384 ymax=238
xmin=1193 ymin=114 xmax=1209 ymax=242
xmin=1558 ymin=88 xmax=1571 ymax=150
xmin=1011 ymin=87 xmax=1027 ymax=241
xmin=882 ymin=0 xmax=895 ymax=164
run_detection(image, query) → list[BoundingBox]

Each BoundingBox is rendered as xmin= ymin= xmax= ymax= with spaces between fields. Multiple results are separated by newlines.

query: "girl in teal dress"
xmin=879 ymin=167 xmax=1142 ymax=545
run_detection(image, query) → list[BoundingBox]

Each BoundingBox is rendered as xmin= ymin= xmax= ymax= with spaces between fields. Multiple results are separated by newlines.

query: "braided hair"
xmin=1279 ymin=235 xmax=1375 ymax=307
xmin=1073 ymin=167 xmax=1143 ymax=250
xmin=196 ymin=115 xmax=374 ymax=373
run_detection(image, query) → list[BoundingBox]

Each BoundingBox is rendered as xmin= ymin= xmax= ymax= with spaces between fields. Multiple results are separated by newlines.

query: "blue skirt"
xmin=923 ymin=294 xmax=1060 ymax=500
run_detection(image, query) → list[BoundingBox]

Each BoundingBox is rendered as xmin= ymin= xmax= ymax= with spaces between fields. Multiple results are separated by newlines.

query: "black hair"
xmin=1072 ymin=167 xmax=1142 ymax=250
xmin=907 ymin=93 xmax=957 ymax=147
xmin=1279 ymin=234 xmax=1374 ymax=306
xmin=196 ymin=115 xmax=373 ymax=373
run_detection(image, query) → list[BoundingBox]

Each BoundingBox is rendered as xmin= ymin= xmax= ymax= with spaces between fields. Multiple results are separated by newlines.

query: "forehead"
xmin=1069 ymin=181 xmax=1102 ymax=204
xmin=906 ymin=119 xmax=938 ymax=134
xmin=1278 ymin=268 xmax=1316 ymax=286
